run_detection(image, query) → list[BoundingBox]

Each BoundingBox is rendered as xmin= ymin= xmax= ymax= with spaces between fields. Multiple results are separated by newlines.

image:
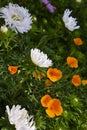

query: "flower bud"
xmin=0 ymin=25 xmax=8 ymax=33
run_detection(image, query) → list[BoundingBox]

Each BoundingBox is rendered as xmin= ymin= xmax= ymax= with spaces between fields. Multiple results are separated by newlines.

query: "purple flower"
xmin=41 ymin=0 xmax=56 ymax=13
xmin=42 ymin=0 xmax=49 ymax=5
xmin=46 ymin=3 xmax=56 ymax=13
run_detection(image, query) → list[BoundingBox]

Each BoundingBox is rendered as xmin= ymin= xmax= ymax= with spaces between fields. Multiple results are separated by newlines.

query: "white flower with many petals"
xmin=30 ymin=48 xmax=53 ymax=68
xmin=0 ymin=3 xmax=32 ymax=33
xmin=6 ymin=105 xmax=36 ymax=130
xmin=62 ymin=9 xmax=80 ymax=31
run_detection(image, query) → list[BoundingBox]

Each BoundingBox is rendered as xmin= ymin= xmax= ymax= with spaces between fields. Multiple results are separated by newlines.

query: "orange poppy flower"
xmin=45 ymin=79 xmax=53 ymax=87
xmin=8 ymin=66 xmax=18 ymax=75
xmin=67 ymin=56 xmax=78 ymax=68
xmin=71 ymin=75 xmax=81 ymax=87
xmin=41 ymin=94 xmax=52 ymax=107
xmin=46 ymin=99 xmax=63 ymax=118
xmin=47 ymin=68 xmax=62 ymax=82
xmin=74 ymin=38 xmax=83 ymax=46
xmin=82 ymin=80 xmax=87 ymax=85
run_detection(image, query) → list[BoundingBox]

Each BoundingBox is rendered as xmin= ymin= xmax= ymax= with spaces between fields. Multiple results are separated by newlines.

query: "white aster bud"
xmin=0 ymin=25 xmax=8 ymax=33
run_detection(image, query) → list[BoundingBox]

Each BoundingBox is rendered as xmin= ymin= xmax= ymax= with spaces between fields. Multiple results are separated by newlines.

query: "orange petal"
xmin=82 ymin=80 xmax=87 ymax=85
xmin=55 ymin=106 xmax=63 ymax=116
xmin=46 ymin=109 xmax=55 ymax=118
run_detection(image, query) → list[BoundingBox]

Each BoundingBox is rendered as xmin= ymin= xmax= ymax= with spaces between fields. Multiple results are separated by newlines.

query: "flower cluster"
xmin=0 ymin=1 xmax=86 ymax=130
xmin=41 ymin=94 xmax=63 ymax=118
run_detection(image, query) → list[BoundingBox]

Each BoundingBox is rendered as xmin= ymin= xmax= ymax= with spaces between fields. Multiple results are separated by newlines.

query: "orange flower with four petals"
xmin=74 ymin=38 xmax=83 ymax=46
xmin=67 ymin=56 xmax=78 ymax=68
xmin=46 ymin=98 xmax=63 ymax=118
xmin=71 ymin=75 xmax=81 ymax=87
xmin=47 ymin=68 xmax=62 ymax=82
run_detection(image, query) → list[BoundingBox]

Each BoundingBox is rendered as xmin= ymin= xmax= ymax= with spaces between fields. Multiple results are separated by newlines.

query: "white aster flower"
xmin=62 ymin=9 xmax=80 ymax=31
xmin=0 ymin=25 xmax=8 ymax=33
xmin=30 ymin=48 xmax=53 ymax=68
xmin=6 ymin=105 xmax=36 ymax=130
xmin=0 ymin=3 xmax=32 ymax=33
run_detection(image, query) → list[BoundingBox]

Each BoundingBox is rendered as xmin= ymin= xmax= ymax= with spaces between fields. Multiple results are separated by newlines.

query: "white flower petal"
xmin=63 ymin=9 xmax=80 ymax=31
xmin=0 ymin=3 xmax=32 ymax=33
xmin=30 ymin=48 xmax=53 ymax=68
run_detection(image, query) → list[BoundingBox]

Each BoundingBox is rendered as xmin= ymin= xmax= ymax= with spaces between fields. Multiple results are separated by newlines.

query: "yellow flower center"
xmin=11 ymin=14 xmax=21 ymax=21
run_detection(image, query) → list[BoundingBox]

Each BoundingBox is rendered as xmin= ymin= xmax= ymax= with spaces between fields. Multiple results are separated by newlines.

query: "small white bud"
xmin=1 ymin=25 xmax=8 ymax=33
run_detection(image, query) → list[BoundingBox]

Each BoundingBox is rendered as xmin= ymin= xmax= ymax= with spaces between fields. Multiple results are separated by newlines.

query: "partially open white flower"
xmin=0 ymin=25 xmax=8 ymax=33
xmin=0 ymin=3 xmax=32 ymax=33
xmin=62 ymin=9 xmax=80 ymax=31
xmin=30 ymin=48 xmax=53 ymax=68
xmin=6 ymin=105 xmax=36 ymax=130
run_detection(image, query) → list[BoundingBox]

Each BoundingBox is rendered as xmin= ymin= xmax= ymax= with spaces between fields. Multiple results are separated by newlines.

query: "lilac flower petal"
xmin=41 ymin=0 xmax=49 ymax=5
xmin=46 ymin=3 xmax=56 ymax=13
